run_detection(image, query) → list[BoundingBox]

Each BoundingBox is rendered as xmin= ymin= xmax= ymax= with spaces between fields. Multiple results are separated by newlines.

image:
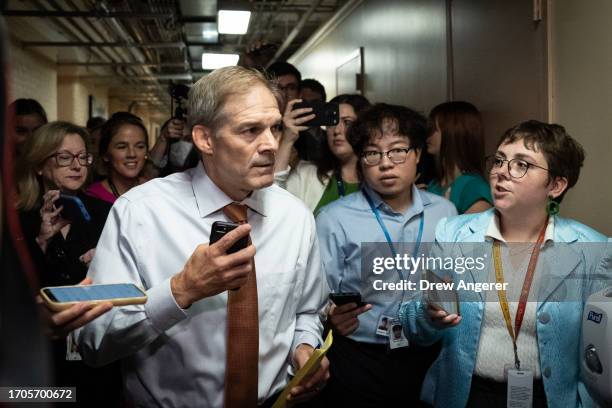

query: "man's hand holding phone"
xmin=171 ymin=223 xmax=255 ymax=309
xmin=328 ymin=301 xmax=372 ymax=336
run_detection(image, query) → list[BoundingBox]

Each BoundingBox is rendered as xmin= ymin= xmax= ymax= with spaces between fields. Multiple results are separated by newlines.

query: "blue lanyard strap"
xmin=362 ymin=190 xmax=424 ymax=264
xmin=362 ymin=189 xmax=424 ymax=316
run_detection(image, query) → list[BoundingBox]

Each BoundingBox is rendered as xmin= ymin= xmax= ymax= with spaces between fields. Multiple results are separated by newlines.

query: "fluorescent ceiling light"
xmin=201 ymin=22 xmax=218 ymax=42
xmin=201 ymin=53 xmax=240 ymax=70
xmin=218 ymin=10 xmax=251 ymax=34
xmin=202 ymin=29 xmax=218 ymax=42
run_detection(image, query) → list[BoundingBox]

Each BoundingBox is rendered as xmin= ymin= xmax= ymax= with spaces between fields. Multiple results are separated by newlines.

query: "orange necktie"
xmin=222 ymin=203 xmax=259 ymax=407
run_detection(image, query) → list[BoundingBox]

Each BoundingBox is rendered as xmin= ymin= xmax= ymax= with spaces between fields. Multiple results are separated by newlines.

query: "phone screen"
xmin=44 ymin=284 xmax=144 ymax=303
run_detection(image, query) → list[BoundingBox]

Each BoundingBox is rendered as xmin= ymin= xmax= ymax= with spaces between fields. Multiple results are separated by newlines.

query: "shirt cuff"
xmin=287 ymin=332 xmax=322 ymax=376
xmin=292 ymin=332 xmax=321 ymax=353
xmin=144 ymin=277 xmax=187 ymax=334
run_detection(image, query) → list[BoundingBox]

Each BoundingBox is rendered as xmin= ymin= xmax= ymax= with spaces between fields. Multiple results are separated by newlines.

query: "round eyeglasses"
xmin=486 ymin=155 xmax=549 ymax=178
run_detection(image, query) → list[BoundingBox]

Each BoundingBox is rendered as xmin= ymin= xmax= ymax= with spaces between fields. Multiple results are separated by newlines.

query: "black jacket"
xmin=19 ymin=193 xmax=111 ymax=287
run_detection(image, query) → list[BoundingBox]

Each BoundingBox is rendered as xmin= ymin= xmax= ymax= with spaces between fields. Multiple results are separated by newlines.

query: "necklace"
xmin=107 ymin=178 xmax=121 ymax=198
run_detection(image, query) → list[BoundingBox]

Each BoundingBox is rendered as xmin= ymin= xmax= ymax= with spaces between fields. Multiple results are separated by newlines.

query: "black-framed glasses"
xmin=486 ymin=155 xmax=549 ymax=178
xmin=48 ymin=152 xmax=94 ymax=167
xmin=361 ymin=147 xmax=415 ymax=166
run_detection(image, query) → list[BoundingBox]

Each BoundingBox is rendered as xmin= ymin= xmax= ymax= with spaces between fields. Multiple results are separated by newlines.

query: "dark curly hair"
xmin=347 ymin=103 xmax=427 ymax=180
xmin=496 ymin=120 xmax=584 ymax=203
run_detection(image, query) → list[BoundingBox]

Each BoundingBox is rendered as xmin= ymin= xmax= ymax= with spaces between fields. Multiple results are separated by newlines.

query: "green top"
xmin=313 ymin=175 xmax=360 ymax=215
xmin=428 ymin=173 xmax=492 ymax=214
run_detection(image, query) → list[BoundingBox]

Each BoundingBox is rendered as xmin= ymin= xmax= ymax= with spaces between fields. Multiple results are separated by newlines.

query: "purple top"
xmin=85 ymin=181 xmax=116 ymax=204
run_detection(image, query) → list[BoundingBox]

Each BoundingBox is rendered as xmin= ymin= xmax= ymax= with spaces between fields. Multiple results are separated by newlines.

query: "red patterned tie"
xmin=222 ymin=203 xmax=259 ymax=407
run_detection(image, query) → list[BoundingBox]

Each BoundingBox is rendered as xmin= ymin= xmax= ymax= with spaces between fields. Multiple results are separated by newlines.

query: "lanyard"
xmin=335 ymin=169 xmax=346 ymax=197
xmin=492 ymin=219 xmax=547 ymax=370
xmin=362 ymin=190 xmax=424 ymax=273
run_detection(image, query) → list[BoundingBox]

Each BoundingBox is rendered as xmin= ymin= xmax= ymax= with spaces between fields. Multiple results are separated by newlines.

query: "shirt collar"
xmin=191 ymin=162 xmax=267 ymax=218
xmin=361 ymin=183 xmax=429 ymax=218
xmin=485 ymin=211 xmax=555 ymax=243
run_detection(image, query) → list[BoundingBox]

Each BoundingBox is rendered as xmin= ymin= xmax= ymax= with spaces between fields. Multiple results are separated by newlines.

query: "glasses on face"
xmin=486 ymin=155 xmax=549 ymax=178
xmin=361 ymin=147 xmax=415 ymax=166
xmin=48 ymin=152 xmax=94 ymax=167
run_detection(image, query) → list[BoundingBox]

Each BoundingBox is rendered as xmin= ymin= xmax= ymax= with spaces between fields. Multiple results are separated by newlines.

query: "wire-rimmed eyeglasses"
xmin=486 ymin=155 xmax=549 ymax=178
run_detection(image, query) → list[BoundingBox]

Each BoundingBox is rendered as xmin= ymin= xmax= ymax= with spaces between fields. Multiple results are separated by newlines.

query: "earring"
xmin=546 ymin=196 xmax=559 ymax=216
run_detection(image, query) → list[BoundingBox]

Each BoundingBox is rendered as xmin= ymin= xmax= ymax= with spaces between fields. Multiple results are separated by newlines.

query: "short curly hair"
xmin=496 ymin=120 xmax=585 ymax=203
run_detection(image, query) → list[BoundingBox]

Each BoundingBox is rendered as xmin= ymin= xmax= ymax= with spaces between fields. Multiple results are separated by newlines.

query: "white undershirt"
xmin=473 ymin=215 xmax=555 ymax=381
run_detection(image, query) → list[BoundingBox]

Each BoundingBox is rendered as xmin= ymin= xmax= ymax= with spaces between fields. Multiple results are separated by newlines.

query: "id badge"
xmin=388 ymin=319 xmax=409 ymax=350
xmin=376 ymin=314 xmax=393 ymax=337
xmin=66 ymin=332 xmax=82 ymax=361
xmin=506 ymin=367 xmax=533 ymax=408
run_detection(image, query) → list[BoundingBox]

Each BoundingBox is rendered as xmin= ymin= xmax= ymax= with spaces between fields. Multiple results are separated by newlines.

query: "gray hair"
xmin=187 ymin=66 xmax=282 ymax=132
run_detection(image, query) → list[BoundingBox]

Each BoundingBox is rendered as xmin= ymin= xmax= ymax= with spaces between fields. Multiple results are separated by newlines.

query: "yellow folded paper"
xmin=272 ymin=331 xmax=333 ymax=408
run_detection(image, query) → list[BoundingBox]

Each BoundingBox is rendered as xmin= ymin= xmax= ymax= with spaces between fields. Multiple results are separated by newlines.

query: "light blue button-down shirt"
xmin=316 ymin=184 xmax=457 ymax=344
xmin=76 ymin=163 xmax=328 ymax=408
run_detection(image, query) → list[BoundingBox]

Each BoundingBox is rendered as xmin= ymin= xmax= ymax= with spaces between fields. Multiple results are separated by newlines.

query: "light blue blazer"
xmin=399 ymin=209 xmax=610 ymax=408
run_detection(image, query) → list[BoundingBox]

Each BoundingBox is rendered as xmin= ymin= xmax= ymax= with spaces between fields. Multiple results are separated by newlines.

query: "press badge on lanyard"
xmin=493 ymin=218 xmax=547 ymax=408
xmin=388 ymin=318 xmax=409 ymax=349
xmin=506 ymin=367 xmax=534 ymax=408
xmin=362 ymin=190 xmax=423 ymax=349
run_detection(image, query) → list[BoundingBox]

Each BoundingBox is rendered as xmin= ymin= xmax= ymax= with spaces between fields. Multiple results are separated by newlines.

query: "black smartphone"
xmin=55 ymin=194 xmax=91 ymax=222
xmin=292 ymin=101 xmax=340 ymax=127
xmin=329 ymin=292 xmax=365 ymax=307
xmin=209 ymin=221 xmax=249 ymax=254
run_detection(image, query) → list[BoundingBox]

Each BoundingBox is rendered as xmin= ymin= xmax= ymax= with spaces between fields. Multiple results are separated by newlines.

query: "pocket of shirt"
xmin=258 ymin=270 xmax=301 ymax=331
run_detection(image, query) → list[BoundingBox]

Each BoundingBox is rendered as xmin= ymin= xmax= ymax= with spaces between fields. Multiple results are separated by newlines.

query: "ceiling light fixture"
xmin=201 ymin=22 xmax=219 ymax=42
xmin=218 ymin=10 xmax=251 ymax=34
xmin=201 ymin=53 xmax=240 ymax=70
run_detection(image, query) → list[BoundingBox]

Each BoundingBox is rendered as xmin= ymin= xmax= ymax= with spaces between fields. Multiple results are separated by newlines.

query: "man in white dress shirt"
xmin=77 ymin=66 xmax=329 ymax=407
